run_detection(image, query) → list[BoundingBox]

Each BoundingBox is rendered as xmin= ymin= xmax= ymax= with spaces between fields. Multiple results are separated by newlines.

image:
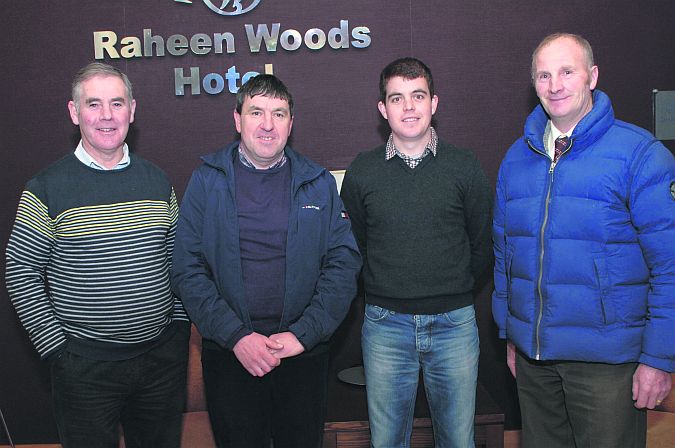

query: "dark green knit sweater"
xmin=341 ymin=140 xmax=493 ymax=314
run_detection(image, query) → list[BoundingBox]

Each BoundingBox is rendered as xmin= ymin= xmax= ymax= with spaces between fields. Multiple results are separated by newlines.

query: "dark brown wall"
xmin=2 ymin=1 xmax=674 ymax=443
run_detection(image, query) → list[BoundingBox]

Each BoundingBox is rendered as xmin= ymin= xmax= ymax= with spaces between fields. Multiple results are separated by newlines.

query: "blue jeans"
xmin=362 ymin=304 xmax=479 ymax=448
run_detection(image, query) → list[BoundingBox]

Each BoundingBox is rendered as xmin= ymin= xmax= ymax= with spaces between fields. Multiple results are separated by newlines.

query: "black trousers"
xmin=202 ymin=344 xmax=329 ymax=448
xmin=516 ymin=350 xmax=646 ymax=448
xmin=50 ymin=328 xmax=189 ymax=448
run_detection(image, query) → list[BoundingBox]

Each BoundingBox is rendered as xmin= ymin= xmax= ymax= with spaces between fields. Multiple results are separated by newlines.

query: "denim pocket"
xmin=364 ymin=304 xmax=391 ymax=322
xmin=441 ymin=305 xmax=476 ymax=326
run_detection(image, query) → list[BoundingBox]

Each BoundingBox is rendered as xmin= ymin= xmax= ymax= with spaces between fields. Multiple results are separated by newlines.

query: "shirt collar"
xmin=545 ymin=121 xmax=577 ymax=156
xmin=237 ymin=145 xmax=288 ymax=170
xmin=74 ymin=141 xmax=130 ymax=171
xmin=385 ymin=127 xmax=438 ymax=161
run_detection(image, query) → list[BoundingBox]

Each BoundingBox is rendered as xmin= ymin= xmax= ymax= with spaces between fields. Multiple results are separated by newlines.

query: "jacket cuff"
xmin=288 ymin=321 xmax=318 ymax=352
xmin=225 ymin=326 xmax=253 ymax=351
xmin=639 ymin=353 xmax=675 ymax=373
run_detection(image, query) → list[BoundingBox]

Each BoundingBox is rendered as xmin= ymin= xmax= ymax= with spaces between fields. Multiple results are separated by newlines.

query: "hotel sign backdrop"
xmin=177 ymin=0 xmax=264 ymax=17
xmin=92 ymin=0 xmax=372 ymax=96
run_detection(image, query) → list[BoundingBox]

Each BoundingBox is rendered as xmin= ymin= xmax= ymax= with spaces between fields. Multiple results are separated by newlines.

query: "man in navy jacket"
xmin=493 ymin=33 xmax=674 ymax=447
xmin=171 ymin=75 xmax=361 ymax=448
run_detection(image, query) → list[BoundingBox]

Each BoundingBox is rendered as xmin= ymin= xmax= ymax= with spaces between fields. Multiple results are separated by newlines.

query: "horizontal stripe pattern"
xmin=6 ymin=189 xmax=187 ymax=358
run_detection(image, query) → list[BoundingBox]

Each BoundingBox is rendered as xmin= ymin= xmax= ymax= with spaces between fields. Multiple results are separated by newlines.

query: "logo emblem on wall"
xmin=175 ymin=0 xmax=262 ymax=16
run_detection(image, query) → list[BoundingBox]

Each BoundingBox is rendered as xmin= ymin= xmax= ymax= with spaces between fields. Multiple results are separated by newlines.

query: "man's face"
xmin=234 ymin=94 xmax=293 ymax=169
xmin=533 ymin=36 xmax=598 ymax=132
xmin=68 ymin=75 xmax=136 ymax=158
xmin=378 ymin=76 xmax=438 ymax=150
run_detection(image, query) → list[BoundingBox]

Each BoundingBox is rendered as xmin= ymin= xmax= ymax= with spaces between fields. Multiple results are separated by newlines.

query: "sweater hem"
xmin=366 ymin=292 xmax=473 ymax=315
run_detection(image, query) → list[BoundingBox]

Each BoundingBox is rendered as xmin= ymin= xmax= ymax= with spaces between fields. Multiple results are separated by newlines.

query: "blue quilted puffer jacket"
xmin=492 ymin=90 xmax=675 ymax=372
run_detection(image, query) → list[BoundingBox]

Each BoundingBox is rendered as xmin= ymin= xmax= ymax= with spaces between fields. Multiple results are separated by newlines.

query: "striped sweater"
xmin=5 ymin=153 xmax=188 ymax=360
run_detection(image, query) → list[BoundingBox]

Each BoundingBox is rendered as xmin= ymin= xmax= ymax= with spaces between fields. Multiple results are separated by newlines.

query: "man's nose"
xmin=549 ymin=75 xmax=563 ymax=93
xmin=100 ymin=104 xmax=113 ymax=120
xmin=262 ymin=112 xmax=274 ymax=130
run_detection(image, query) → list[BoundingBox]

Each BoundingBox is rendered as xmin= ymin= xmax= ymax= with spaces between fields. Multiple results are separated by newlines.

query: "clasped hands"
xmin=233 ymin=331 xmax=305 ymax=377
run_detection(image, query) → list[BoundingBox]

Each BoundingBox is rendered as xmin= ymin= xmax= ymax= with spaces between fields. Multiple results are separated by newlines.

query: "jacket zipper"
xmin=528 ymin=139 xmax=572 ymax=360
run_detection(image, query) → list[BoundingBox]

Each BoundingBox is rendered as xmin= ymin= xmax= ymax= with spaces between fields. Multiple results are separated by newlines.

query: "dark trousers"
xmin=516 ymin=350 xmax=646 ymax=448
xmin=202 ymin=345 xmax=329 ymax=448
xmin=50 ymin=328 xmax=189 ymax=448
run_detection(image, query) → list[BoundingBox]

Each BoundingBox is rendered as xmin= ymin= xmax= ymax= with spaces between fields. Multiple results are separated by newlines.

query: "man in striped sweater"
xmin=5 ymin=63 xmax=190 ymax=448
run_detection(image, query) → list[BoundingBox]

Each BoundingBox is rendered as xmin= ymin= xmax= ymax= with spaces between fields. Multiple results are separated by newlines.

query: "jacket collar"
xmin=525 ymin=89 xmax=615 ymax=154
xmin=200 ymin=141 xmax=325 ymax=189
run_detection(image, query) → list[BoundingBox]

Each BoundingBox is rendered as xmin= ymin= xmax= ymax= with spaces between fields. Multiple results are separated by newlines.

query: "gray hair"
xmin=71 ymin=63 xmax=133 ymax=111
xmin=531 ymin=33 xmax=594 ymax=81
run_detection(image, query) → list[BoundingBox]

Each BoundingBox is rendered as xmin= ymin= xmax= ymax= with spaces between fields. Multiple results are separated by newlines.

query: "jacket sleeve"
xmin=463 ymin=158 xmax=494 ymax=283
xmin=340 ymin=164 xmax=368 ymax=264
xmin=166 ymin=187 xmax=189 ymax=323
xmin=492 ymin=164 xmax=509 ymax=339
xmin=288 ymin=174 xmax=362 ymax=350
xmin=171 ymin=170 xmax=250 ymax=350
xmin=629 ymin=141 xmax=675 ymax=372
xmin=5 ymin=190 xmax=66 ymax=359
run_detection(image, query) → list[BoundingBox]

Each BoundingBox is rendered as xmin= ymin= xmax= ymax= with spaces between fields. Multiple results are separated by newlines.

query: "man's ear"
xmin=129 ymin=99 xmax=137 ymax=124
xmin=233 ymin=109 xmax=242 ymax=133
xmin=377 ymin=101 xmax=388 ymax=120
xmin=589 ymin=66 xmax=599 ymax=90
xmin=68 ymin=101 xmax=79 ymax=126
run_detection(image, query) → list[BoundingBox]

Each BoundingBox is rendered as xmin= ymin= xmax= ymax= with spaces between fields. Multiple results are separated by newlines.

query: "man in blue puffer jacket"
xmin=493 ymin=33 xmax=674 ymax=448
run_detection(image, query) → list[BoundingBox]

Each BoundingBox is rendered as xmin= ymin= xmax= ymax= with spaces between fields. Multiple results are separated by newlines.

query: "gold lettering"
xmin=120 ymin=37 xmax=142 ymax=58
xmin=94 ymin=31 xmax=119 ymax=59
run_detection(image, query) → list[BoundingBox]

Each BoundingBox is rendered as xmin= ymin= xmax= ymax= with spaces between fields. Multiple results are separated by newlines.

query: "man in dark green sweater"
xmin=341 ymin=57 xmax=493 ymax=448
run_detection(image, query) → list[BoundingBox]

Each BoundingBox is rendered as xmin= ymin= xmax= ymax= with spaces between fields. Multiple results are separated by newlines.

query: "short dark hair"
xmin=236 ymin=74 xmax=294 ymax=116
xmin=379 ymin=57 xmax=434 ymax=102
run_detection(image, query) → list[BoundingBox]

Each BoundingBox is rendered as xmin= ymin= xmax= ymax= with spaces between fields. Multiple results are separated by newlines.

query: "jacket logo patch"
xmin=301 ymin=205 xmax=320 ymax=211
xmin=340 ymin=210 xmax=349 ymax=219
xmin=671 ymin=181 xmax=675 ymax=201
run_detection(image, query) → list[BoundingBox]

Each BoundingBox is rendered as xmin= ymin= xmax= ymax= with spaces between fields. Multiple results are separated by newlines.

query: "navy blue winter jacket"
xmin=171 ymin=143 xmax=361 ymax=351
xmin=493 ymin=90 xmax=675 ymax=372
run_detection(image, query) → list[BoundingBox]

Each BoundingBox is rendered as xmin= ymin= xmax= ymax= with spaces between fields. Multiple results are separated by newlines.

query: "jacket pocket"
xmin=505 ymin=248 xmax=514 ymax=308
xmin=593 ymin=258 xmax=615 ymax=324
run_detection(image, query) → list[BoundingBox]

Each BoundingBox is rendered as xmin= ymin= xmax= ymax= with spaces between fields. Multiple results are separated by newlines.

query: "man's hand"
xmin=632 ymin=364 xmax=672 ymax=409
xmin=233 ymin=333 xmax=283 ymax=377
xmin=269 ymin=332 xmax=305 ymax=359
xmin=507 ymin=340 xmax=517 ymax=378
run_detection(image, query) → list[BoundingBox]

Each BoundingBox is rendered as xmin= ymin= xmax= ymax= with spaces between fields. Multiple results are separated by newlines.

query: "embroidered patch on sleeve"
xmin=340 ymin=210 xmax=350 ymax=219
